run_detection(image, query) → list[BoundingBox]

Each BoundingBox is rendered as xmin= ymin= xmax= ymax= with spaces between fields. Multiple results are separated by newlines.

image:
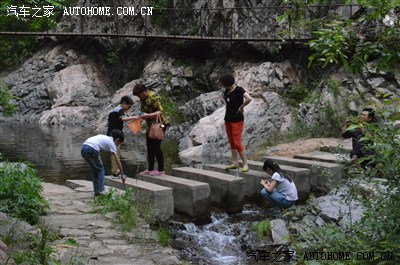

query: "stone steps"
xmin=66 ymin=147 xmax=346 ymax=221
xmin=204 ymin=162 xmax=311 ymax=202
xmin=66 ymin=177 xmax=175 ymax=222
xmin=172 ymin=167 xmax=245 ymax=214
xmin=135 ymin=174 xmax=210 ymax=222
xmin=264 ymin=155 xmax=344 ymax=191
xmin=294 ymin=150 xmax=350 ymax=164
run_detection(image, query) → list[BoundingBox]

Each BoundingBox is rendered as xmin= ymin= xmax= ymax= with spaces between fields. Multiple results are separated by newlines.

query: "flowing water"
xmin=0 ymin=122 xmax=279 ymax=264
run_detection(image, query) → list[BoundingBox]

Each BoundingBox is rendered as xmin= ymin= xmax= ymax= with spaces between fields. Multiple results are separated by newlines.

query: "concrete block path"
xmin=172 ymin=167 xmax=245 ymax=214
xmin=67 ymin=178 xmax=174 ymax=222
xmin=294 ymin=151 xmax=351 ymax=164
xmin=136 ymin=174 xmax=211 ymax=222
xmin=204 ymin=163 xmax=310 ymax=202
xmin=104 ymin=176 xmax=174 ymax=222
xmin=264 ymin=155 xmax=344 ymax=191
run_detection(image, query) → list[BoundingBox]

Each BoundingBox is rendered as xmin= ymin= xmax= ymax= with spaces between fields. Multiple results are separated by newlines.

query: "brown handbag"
xmin=148 ymin=113 xmax=165 ymax=140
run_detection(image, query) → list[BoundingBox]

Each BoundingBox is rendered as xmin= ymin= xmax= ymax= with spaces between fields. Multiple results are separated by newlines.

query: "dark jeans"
xmin=261 ymin=188 xmax=296 ymax=209
xmin=146 ymin=135 xmax=164 ymax=171
xmin=81 ymin=144 xmax=104 ymax=195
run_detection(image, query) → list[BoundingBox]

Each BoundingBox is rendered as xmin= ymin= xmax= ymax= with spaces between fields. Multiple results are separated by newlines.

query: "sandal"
xmin=225 ymin=164 xmax=240 ymax=170
xmin=241 ymin=166 xmax=249 ymax=173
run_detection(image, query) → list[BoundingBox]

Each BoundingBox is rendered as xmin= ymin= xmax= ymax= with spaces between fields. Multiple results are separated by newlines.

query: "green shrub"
xmin=0 ymin=160 xmax=49 ymax=225
xmin=290 ymin=98 xmax=400 ymax=264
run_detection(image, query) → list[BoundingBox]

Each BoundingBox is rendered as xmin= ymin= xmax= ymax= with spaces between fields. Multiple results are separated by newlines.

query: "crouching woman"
xmin=260 ymin=159 xmax=298 ymax=209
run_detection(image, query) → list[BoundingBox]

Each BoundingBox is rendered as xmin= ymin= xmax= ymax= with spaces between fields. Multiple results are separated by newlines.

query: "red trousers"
xmin=225 ymin=121 xmax=245 ymax=152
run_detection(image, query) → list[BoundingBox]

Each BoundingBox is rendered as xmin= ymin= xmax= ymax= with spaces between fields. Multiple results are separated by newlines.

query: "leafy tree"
xmin=0 ymin=81 xmax=17 ymax=117
xmin=279 ymin=0 xmax=400 ymax=73
xmin=0 ymin=0 xmax=68 ymax=70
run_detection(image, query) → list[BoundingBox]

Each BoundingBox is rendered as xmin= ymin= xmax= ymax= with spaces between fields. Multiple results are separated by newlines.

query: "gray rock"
xmin=270 ymin=219 xmax=289 ymax=245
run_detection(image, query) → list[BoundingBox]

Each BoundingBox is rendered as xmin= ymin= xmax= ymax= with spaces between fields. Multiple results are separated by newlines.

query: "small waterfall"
xmin=171 ymin=205 xmax=270 ymax=265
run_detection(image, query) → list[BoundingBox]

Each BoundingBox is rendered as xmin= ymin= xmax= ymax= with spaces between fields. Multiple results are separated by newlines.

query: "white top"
xmin=83 ymin=134 xmax=117 ymax=154
xmin=272 ymin=172 xmax=298 ymax=201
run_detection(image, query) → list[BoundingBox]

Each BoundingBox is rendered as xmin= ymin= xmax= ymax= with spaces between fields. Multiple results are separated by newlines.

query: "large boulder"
xmin=179 ymin=92 xmax=292 ymax=164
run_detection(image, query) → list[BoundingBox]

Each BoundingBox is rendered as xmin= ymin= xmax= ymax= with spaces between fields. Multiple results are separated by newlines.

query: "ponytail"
xmin=263 ymin=159 xmax=293 ymax=182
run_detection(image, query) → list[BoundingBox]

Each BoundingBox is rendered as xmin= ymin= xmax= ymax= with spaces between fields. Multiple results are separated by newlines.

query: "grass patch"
xmin=251 ymin=219 xmax=271 ymax=240
xmin=157 ymin=227 xmax=171 ymax=246
xmin=93 ymin=188 xmax=140 ymax=232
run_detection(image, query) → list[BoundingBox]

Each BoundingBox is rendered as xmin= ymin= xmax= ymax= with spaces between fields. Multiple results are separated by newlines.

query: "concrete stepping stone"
xmin=204 ymin=163 xmax=310 ymax=203
xmin=264 ymin=156 xmax=344 ymax=192
xmin=103 ymin=176 xmax=174 ymax=221
xmin=294 ymin=151 xmax=350 ymax=164
xmin=241 ymin=161 xmax=310 ymax=202
xmin=172 ymin=167 xmax=245 ymax=214
xmin=70 ymin=177 xmax=174 ymax=222
xmin=136 ymin=174 xmax=211 ymax=222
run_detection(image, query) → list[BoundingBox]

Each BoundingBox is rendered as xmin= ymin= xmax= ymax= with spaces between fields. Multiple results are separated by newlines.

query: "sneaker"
xmin=139 ymin=169 xmax=150 ymax=175
xmin=112 ymin=172 xmax=121 ymax=179
xmin=225 ymin=164 xmax=240 ymax=170
xmin=149 ymin=170 xmax=165 ymax=176
xmin=94 ymin=191 xmax=107 ymax=197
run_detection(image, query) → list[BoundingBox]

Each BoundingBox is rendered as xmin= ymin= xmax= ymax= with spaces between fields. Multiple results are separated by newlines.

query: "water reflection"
xmin=0 ymin=122 xmax=181 ymax=184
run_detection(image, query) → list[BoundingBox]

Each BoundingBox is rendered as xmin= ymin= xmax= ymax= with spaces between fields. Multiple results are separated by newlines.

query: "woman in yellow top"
xmin=132 ymin=83 xmax=169 ymax=176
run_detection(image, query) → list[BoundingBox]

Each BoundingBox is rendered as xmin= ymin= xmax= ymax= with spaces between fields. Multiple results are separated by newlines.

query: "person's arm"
xmin=238 ymin=92 xmax=252 ymax=114
xmin=121 ymin=116 xmax=139 ymax=122
xmin=139 ymin=110 xmax=162 ymax=120
xmin=111 ymin=153 xmax=125 ymax=183
xmin=221 ymin=93 xmax=227 ymax=106
xmin=260 ymin=179 xmax=277 ymax=193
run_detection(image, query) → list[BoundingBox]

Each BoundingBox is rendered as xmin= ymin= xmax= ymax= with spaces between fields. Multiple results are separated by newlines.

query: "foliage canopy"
xmin=280 ymin=0 xmax=400 ymax=73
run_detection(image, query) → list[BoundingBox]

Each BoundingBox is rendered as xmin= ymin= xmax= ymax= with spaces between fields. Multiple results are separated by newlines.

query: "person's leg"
xmin=261 ymin=188 xmax=276 ymax=205
xmin=261 ymin=189 xmax=295 ymax=209
xmin=225 ymin=122 xmax=239 ymax=166
xmin=146 ymin=135 xmax=156 ymax=171
xmin=231 ymin=121 xmax=248 ymax=170
xmin=153 ymin=139 xmax=164 ymax=172
xmin=81 ymin=145 xmax=104 ymax=195
xmin=111 ymin=144 xmax=121 ymax=176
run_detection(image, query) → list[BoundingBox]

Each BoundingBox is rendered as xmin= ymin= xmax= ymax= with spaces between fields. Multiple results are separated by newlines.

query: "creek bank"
xmin=0 ymin=182 xmax=180 ymax=265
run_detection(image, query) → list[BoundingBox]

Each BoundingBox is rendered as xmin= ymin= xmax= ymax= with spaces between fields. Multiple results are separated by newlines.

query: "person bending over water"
xmin=260 ymin=159 xmax=298 ymax=210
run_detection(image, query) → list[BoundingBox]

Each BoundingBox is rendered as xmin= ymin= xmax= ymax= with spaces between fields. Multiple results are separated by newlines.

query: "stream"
xmin=0 ymin=122 xmax=281 ymax=264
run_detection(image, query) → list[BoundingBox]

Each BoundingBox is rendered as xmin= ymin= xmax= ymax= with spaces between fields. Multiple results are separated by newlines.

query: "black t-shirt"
xmin=107 ymin=107 xmax=125 ymax=135
xmin=223 ymin=86 xmax=246 ymax=122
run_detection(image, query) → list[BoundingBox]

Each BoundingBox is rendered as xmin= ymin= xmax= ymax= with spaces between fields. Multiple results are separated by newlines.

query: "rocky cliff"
xmin=1 ymin=0 xmax=399 ymax=163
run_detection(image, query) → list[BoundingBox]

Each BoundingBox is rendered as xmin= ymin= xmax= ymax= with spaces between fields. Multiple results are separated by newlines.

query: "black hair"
xmin=120 ymin=95 xmax=134 ymax=105
xmin=132 ymin=83 xmax=147 ymax=96
xmin=363 ymin=107 xmax=375 ymax=121
xmin=218 ymin=73 xmax=235 ymax=87
xmin=263 ymin=159 xmax=293 ymax=182
xmin=110 ymin=129 xmax=124 ymax=143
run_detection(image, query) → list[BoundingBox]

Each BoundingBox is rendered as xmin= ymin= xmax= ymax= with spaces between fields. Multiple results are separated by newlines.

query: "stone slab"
xmin=102 ymin=177 xmax=174 ymax=221
xmin=294 ymin=151 xmax=350 ymax=164
xmin=202 ymin=164 xmax=269 ymax=207
xmin=136 ymin=174 xmax=211 ymax=222
xmin=65 ymin=179 xmax=122 ymax=194
xmin=172 ymin=167 xmax=245 ymax=214
xmin=263 ymin=156 xmax=344 ymax=191
xmin=241 ymin=161 xmax=310 ymax=202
